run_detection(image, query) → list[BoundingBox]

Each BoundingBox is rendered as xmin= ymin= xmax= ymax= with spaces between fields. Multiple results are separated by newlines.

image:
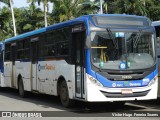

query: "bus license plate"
xmin=121 ymin=89 xmax=133 ymax=94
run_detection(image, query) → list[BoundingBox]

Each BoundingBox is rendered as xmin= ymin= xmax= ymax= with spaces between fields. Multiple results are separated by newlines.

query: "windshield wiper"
xmin=106 ymin=28 xmax=119 ymax=50
xmin=133 ymin=29 xmax=142 ymax=48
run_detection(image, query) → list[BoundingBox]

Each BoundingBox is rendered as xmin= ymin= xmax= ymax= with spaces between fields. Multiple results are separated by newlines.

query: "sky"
xmin=13 ymin=0 xmax=29 ymax=8
xmin=0 ymin=0 xmax=29 ymax=8
xmin=0 ymin=0 xmax=95 ymax=12
xmin=1 ymin=0 xmax=95 ymax=8
xmin=0 ymin=0 xmax=53 ymax=12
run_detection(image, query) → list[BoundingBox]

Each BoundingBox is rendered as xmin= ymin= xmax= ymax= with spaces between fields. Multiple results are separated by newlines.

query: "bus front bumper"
xmin=86 ymin=76 xmax=158 ymax=102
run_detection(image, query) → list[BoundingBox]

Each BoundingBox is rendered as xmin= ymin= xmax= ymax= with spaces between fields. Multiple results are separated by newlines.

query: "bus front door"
xmin=73 ymin=31 xmax=85 ymax=99
xmin=31 ymin=40 xmax=38 ymax=91
xmin=10 ymin=43 xmax=16 ymax=88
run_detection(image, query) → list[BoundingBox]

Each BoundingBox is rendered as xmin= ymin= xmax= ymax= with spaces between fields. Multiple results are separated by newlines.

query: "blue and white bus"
xmin=3 ymin=14 xmax=158 ymax=107
xmin=0 ymin=42 xmax=5 ymax=87
xmin=152 ymin=21 xmax=160 ymax=97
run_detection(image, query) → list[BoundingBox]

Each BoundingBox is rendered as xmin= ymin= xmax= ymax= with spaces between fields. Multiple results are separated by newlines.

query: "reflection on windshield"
xmin=91 ymin=31 xmax=155 ymax=70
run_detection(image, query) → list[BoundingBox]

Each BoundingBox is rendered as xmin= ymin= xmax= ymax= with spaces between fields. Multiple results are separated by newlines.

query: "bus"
xmin=152 ymin=21 xmax=160 ymax=97
xmin=3 ymin=14 xmax=158 ymax=107
xmin=0 ymin=42 xmax=5 ymax=87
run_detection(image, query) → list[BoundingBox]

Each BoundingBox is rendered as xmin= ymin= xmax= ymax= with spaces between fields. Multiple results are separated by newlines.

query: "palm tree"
xmin=0 ymin=6 xmax=14 ymax=40
xmin=144 ymin=0 xmax=160 ymax=21
xmin=112 ymin=0 xmax=153 ymax=16
xmin=27 ymin=0 xmax=50 ymax=27
xmin=51 ymin=0 xmax=77 ymax=22
xmin=0 ymin=0 xmax=16 ymax=36
xmin=21 ymin=4 xmax=44 ymax=32
xmin=51 ymin=0 xmax=98 ymax=22
xmin=77 ymin=0 xmax=99 ymax=15
xmin=93 ymin=0 xmax=110 ymax=14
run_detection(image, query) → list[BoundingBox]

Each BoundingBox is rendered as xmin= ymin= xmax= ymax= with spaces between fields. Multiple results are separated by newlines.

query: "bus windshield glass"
xmin=91 ymin=30 xmax=155 ymax=70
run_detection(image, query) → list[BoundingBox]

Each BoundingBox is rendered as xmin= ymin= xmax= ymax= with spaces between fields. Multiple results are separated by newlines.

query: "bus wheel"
xmin=18 ymin=77 xmax=27 ymax=98
xmin=60 ymin=81 xmax=74 ymax=107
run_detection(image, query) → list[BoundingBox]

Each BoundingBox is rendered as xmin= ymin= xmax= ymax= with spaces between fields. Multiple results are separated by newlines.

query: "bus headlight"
xmin=148 ymin=76 xmax=157 ymax=87
xmin=88 ymin=75 xmax=103 ymax=87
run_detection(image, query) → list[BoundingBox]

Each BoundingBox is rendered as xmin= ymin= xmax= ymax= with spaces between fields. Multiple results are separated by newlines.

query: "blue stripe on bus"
xmin=5 ymin=17 xmax=89 ymax=43
xmin=46 ymin=20 xmax=85 ymax=31
xmin=86 ymin=49 xmax=97 ymax=78
xmin=4 ymin=14 xmax=149 ymax=43
xmin=95 ymin=69 xmax=157 ymax=88
xmin=5 ymin=28 xmax=46 ymax=43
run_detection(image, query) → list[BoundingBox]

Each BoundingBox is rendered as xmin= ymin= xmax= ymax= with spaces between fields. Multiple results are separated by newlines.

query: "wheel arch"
xmin=17 ymin=74 xmax=22 ymax=89
xmin=57 ymin=75 xmax=66 ymax=96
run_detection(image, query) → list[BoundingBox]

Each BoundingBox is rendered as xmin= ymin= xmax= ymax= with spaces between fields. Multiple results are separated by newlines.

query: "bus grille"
xmin=100 ymin=90 xmax=150 ymax=98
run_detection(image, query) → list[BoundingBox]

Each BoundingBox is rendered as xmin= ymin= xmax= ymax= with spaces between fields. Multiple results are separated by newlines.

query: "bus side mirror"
xmin=85 ymin=36 xmax=91 ymax=48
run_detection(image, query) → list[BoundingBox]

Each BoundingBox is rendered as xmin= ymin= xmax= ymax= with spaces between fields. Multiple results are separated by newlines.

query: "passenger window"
xmin=5 ymin=43 xmax=11 ymax=61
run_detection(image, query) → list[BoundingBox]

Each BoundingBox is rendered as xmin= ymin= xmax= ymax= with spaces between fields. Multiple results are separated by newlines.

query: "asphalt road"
xmin=0 ymin=87 xmax=160 ymax=120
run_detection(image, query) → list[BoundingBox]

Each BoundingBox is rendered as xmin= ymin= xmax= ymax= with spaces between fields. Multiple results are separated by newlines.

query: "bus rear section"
xmin=0 ymin=42 xmax=5 ymax=87
xmin=152 ymin=21 xmax=160 ymax=97
xmin=85 ymin=15 xmax=158 ymax=102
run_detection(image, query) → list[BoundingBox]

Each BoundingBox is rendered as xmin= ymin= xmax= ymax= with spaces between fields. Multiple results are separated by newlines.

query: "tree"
xmin=27 ymin=0 xmax=51 ymax=27
xmin=0 ymin=6 xmax=14 ymax=40
xmin=51 ymin=0 xmax=98 ymax=23
xmin=111 ymin=0 xmax=153 ymax=16
xmin=15 ymin=4 xmax=46 ymax=33
xmin=76 ymin=0 xmax=99 ymax=15
xmin=0 ymin=0 xmax=17 ymax=36
xmin=94 ymin=0 xmax=110 ymax=14
xmin=0 ymin=1 xmax=54 ymax=40
xmin=145 ymin=0 xmax=160 ymax=21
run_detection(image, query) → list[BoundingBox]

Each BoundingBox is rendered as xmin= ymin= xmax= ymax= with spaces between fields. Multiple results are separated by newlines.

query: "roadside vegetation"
xmin=0 ymin=0 xmax=160 ymax=40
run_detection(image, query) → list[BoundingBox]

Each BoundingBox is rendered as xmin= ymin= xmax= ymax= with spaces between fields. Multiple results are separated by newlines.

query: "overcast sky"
xmin=0 ymin=0 xmax=96 ymax=13
xmin=1 ymin=0 xmax=95 ymax=8
xmin=0 ymin=0 xmax=53 ymax=12
xmin=13 ymin=0 xmax=29 ymax=8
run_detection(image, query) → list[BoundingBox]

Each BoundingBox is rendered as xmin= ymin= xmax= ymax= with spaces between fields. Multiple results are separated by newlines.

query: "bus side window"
xmin=4 ymin=43 xmax=11 ymax=61
xmin=56 ymin=29 xmax=69 ymax=56
xmin=48 ymin=45 xmax=55 ymax=56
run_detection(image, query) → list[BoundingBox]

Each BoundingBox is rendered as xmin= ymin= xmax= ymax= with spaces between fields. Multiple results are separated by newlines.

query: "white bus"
xmin=2 ymin=14 xmax=158 ymax=107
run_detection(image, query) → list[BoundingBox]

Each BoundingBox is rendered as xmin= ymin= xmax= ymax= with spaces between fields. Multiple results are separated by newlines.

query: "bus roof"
xmin=152 ymin=20 xmax=160 ymax=26
xmin=5 ymin=14 xmax=149 ymax=43
xmin=5 ymin=17 xmax=88 ymax=43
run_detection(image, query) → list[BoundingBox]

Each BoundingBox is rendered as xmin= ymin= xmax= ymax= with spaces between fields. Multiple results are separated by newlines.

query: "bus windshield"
xmin=91 ymin=30 xmax=155 ymax=70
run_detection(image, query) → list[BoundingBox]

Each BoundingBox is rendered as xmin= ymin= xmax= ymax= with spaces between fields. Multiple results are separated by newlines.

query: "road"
xmin=0 ymin=87 xmax=160 ymax=120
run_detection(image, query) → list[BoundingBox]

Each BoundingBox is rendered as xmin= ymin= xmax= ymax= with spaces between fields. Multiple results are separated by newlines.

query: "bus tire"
xmin=18 ymin=77 xmax=27 ymax=98
xmin=60 ymin=80 xmax=74 ymax=108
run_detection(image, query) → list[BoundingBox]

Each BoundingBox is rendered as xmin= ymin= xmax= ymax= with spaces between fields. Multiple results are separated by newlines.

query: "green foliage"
xmin=146 ymin=0 xmax=160 ymax=21
xmin=51 ymin=0 xmax=98 ymax=22
xmin=15 ymin=5 xmax=44 ymax=33
xmin=0 ymin=6 xmax=13 ymax=40
xmin=98 ymin=0 xmax=160 ymax=20
xmin=0 ymin=4 xmax=44 ymax=40
xmin=0 ymin=0 xmax=10 ymax=5
xmin=1 ymin=0 xmax=160 ymax=41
